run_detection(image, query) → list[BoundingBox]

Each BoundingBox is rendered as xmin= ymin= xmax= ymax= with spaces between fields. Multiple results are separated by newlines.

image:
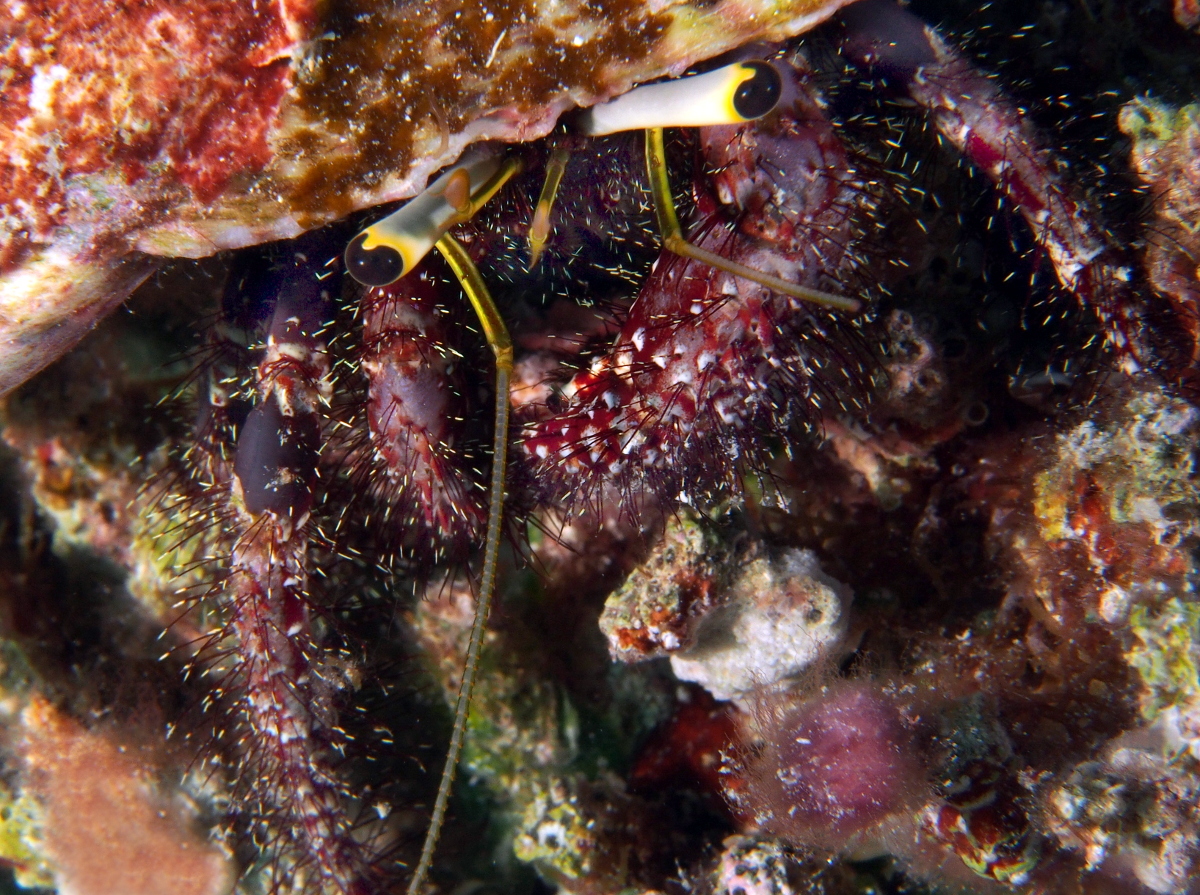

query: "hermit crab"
xmin=2 ymin=1 xmax=1199 ymax=895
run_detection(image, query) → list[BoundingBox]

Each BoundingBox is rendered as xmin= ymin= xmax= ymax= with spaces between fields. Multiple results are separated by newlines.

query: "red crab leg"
xmin=222 ymin=245 xmax=377 ymax=894
xmin=519 ymin=57 xmax=873 ymax=508
xmin=359 ymin=264 xmax=487 ymax=562
xmin=841 ymin=0 xmax=1144 ymax=362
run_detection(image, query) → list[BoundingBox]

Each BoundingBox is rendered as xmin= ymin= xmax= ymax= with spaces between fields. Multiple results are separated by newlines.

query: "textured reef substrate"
xmin=1 ymin=1 xmax=1200 ymax=894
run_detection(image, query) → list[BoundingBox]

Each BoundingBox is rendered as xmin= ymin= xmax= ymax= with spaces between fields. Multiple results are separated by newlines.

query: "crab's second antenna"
xmin=404 ymin=232 xmax=512 ymax=895
xmin=643 ymin=126 xmax=862 ymax=313
xmin=345 ymin=155 xmax=518 ymax=894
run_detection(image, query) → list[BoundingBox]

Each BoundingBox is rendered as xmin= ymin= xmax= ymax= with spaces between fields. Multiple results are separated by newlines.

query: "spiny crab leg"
xmin=346 ymin=162 xmax=518 ymax=895
xmin=220 ymin=239 xmax=381 ymax=892
xmin=520 ymin=53 xmax=875 ymax=506
xmin=840 ymin=0 xmax=1141 ymax=360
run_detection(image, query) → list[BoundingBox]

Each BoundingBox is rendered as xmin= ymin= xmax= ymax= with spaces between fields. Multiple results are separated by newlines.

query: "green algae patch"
xmin=0 ymin=784 xmax=55 ymax=891
xmin=1128 ymin=597 xmax=1200 ymax=722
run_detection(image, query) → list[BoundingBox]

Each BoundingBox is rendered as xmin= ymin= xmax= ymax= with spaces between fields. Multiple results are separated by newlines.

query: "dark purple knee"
xmin=235 ymin=399 xmax=320 ymax=518
xmin=840 ymin=0 xmax=938 ymax=79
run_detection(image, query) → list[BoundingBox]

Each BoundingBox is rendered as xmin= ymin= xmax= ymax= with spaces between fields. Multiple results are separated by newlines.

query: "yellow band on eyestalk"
xmin=578 ymin=61 xmax=782 ymax=136
xmin=345 ymin=149 xmax=505 ymax=287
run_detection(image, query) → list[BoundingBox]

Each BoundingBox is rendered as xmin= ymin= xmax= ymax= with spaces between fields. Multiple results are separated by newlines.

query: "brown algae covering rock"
xmin=0 ymin=0 xmax=858 ymax=396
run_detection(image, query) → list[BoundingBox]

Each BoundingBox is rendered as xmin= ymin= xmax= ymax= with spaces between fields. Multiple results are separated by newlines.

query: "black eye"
xmin=733 ymin=62 xmax=782 ymax=120
xmin=345 ymin=231 xmax=404 ymax=286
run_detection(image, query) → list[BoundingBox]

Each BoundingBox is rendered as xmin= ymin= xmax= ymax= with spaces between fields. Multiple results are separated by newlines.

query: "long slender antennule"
xmin=406 ymin=232 xmax=513 ymax=895
xmin=645 ymin=127 xmax=862 ymax=313
xmin=528 ymin=145 xmax=572 ymax=270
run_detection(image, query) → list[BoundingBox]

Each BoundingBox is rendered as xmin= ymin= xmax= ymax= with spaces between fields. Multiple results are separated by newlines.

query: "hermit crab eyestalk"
xmin=732 ymin=61 xmax=782 ymax=119
xmin=344 ymin=148 xmax=517 ymax=287
xmin=579 ymin=60 xmax=783 ymax=136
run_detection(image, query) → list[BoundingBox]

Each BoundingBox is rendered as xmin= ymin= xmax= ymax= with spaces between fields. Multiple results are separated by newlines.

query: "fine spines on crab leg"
xmin=345 ymin=149 xmax=522 ymax=287
xmin=216 ymin=237 xmax=381 ymax=894
xmin=578 ymin=60 xmax=783 ymax=135
xmin=357 ymin=267 xmax=488 ymax=563
xmin=840 ymin=0 xmax=1141 ymax=360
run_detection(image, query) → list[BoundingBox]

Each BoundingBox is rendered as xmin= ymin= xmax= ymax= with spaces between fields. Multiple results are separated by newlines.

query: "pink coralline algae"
xmin=735 ymin=683 xmax=926 ymax=851
xmin=0 ymin=0 xmax=310 ymax=266
xmin=19 ymin=697 xmax=231 ymax=895
xmin=0 ymin=0 xmax=315 ymax=396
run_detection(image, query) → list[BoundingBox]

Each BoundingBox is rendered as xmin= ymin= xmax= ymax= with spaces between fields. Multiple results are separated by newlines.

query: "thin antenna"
xmin=644 ymin=127 xmax=861 ymax=314
xmin=406 ymin=234 xmax=513 ymax=895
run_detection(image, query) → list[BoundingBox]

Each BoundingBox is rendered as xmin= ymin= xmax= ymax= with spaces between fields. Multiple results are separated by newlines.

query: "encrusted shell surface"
xmin=0 ymin=0 xmax=857 ymax=395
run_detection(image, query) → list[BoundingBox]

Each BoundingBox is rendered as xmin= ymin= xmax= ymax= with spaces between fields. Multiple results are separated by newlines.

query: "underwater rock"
xmin=409 ymin=562 xmax=685 ymax=892
xmin=713 ymin=373 xmax=1200 ymax=891
xmin=710 ymin=835 xmax=799 ymax=895
xmin=599 ymin=513 xmax=743 ymax=663
xmin=16 ymin=697 xmax=231 ymax=895
xmin=1046 ymin=724 xmax=1200 ymax=894
xmin=1025 ymin=380 xmax=1199 ymax=631
xmin=668 ymin=548 xmax=852 ymax=704
xmin=600 ymin=514 xmax=852 ymax=704
xmin=512 ymin=773 xmax=679 ymax=894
